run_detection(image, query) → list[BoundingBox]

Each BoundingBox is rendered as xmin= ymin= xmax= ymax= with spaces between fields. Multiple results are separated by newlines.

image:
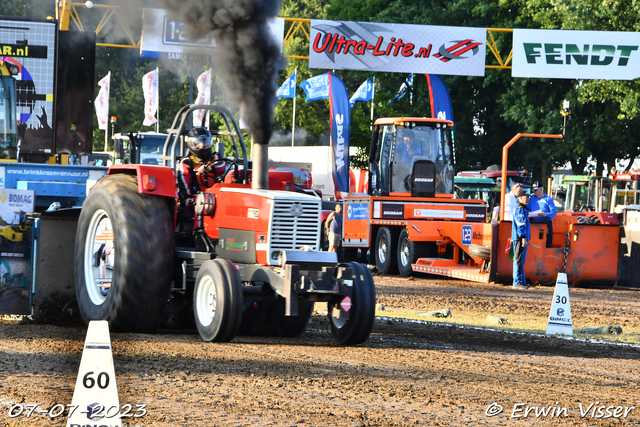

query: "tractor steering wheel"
xmin=206 ymin=158 xmax=239 ymax=183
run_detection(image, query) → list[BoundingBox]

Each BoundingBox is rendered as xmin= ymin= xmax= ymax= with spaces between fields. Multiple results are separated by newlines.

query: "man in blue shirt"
xmin=528 ymin=182 xmax=557 ymax=248
xmin=512 ymin=189 xmax=531 ymax=289
xmin=397 ymin=129 xmax=421 ymax=163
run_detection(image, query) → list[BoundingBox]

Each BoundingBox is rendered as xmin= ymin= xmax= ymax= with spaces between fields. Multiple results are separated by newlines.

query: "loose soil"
xmin=1 ymin=272 xmax=639 ymax=426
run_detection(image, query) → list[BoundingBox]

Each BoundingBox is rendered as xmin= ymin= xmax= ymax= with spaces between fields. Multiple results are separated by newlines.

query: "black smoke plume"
xmin=159 ymin=0 xmax=285 ymax=146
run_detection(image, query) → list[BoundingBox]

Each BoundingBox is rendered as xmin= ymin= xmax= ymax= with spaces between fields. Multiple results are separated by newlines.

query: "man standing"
xmin=528 ymin=182 xmax=557 ymax=248
xmin=512 ymin=189 xmax=531 ymax=289
xmin=504 ymin=182 xmax=522 ymax=221
xmin=326 ymin=203 xmax=343 ymax=253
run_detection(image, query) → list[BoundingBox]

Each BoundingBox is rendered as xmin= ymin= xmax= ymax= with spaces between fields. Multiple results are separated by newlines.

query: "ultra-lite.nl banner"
xmin=309 ymin=20 xmax=487 ymax=76
xmin=512 ymin=29 xmax=640 ymax=80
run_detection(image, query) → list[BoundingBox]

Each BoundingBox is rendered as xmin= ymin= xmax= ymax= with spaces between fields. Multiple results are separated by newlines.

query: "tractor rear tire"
xmin=397 ymin=229 xmax=432 ymax=277
xmin=239 ymin=297 xmax=314 ymax=337
xmin=329 ymin=262 xmax=376 ymax=345
xmin=75 ymin=174 xmax=175 ymax=332
xmin=375 ymin=227 xmax=398 ymax=275
xmin=193 ymin=259 xmax=243 ymax=342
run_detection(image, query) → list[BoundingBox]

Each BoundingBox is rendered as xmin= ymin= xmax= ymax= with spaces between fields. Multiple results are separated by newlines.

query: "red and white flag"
xmin=193 ymin=69 xmax=211 ymax=127
xmin=142 ymin=69 xmax=158 ymax=126
xmin=95 ymin=72 xmax=110 ymax=130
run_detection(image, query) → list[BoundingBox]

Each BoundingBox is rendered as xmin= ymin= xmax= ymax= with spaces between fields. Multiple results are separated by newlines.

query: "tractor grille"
xmin=270 ymin=199 xmax=321 ymax=253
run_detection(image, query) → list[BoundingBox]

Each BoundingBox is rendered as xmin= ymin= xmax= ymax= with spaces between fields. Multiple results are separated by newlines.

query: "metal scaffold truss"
xmin=56 ymin=1 xmax=513 ymax=69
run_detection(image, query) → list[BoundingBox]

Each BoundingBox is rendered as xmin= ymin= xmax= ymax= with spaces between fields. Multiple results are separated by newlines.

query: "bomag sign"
xmin=513 ymin=29 xmax=640 ymax=80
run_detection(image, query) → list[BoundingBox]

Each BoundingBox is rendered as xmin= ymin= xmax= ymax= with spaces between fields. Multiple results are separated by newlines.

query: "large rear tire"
xmin=193 ymin=259 xmax=243 ymax=342
xmin=375 ymin=227 xmax=398 ymax=275
xmin=239 ymin=297 xmax=314 ymax=337
xmin=74 ymin=175 xmax=175 ymax=332
xmin=329 ymin=263 xmax=376 ymax=345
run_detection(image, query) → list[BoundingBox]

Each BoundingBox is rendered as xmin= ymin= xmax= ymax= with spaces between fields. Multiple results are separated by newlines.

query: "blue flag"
xmin=349 ymin=79 xmax=374 ymax=109
xmin=276 ymin=71 xmax=297 ymax=98
xmin=426 ymin=74 xmax=453 ymax=122
xmin=300 ymin=74 xmax=330 ymax=102
xmin=328 ymin=73 xmax=350 ymax=193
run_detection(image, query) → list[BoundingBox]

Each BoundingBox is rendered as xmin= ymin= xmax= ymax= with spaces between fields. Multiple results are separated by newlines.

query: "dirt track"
xmin=1 ymin=273 xmax=640 ymax=426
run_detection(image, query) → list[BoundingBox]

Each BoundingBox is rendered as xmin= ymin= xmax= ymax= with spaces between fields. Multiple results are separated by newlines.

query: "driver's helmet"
xmin=186 ymin=127 xmax=213 ymax=160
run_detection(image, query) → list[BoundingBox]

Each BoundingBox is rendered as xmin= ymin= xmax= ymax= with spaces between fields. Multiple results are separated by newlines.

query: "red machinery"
xmin=74 ymin=105 xmax=375 ymax=345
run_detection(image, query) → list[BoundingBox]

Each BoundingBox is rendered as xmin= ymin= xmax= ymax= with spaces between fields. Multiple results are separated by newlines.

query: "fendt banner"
xmin=513 ymin=29 xmax=640 ymax=80
xmin=309 ymin=20 xmax=487 ymax=76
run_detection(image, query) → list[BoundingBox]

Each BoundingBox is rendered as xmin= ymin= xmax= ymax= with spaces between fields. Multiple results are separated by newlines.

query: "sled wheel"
xmin=75 ymin=174 xmax=174 ymax=332
xmin=193 ymin=258 xmax=243 ymax=342
xmin=375 ymin=226 xmax=398 ymax=275
xmin=329 ymin=262 xmax=376 ymax=345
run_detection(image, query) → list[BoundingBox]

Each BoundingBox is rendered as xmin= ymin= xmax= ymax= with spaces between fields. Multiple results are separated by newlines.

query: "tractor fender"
xmin=108 ymin=164 xmax=177 ymax=198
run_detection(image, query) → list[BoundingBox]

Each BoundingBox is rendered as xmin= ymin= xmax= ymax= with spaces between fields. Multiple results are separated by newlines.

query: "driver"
xmin=177 ymin=127 xmax=223 ymax=205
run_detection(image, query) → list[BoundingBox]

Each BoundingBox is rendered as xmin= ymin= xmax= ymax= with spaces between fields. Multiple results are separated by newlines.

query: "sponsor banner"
xmin=464 ymin=205 xmax=487 ymax=221
xmin=0 ymin=18 xmax=56 ymax=132
xmin=0 ymin=189 xmax=35 ymax=223
xmin=346 ymin=203 xmax=368 ymax=220
xmin=380 ymin=203 xmax=404 ymax=219
xmin=276 ymin=70 xmax=297 ymax=98
xmin=95 ymin=73 xmax=110 ymax=131
xmin=300 ymin=73 xmax=330 ymax=101
xmin=414 ymin=208 xmax=464 ymax=219
xmin=142 ymin=69 xmax=158 ymax=126
xmin=349 ymin=78 xmax=374 ymax=108
xmin=328 ymin=73 xmax=350 ymax=193
xmin=310 ymin=20 xmax=486 ymax=76
xmin=513 ymin=29 xmax=640 ymax=80
xmin=426 ymin=74 xmax=453 ymax=122
xmin=140 ymin=8 xmax=284 ymax=59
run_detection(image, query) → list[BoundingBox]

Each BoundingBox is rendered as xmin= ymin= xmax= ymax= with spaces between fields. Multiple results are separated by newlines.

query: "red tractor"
xmin=74 ymin=105 xmax=375 ymax=345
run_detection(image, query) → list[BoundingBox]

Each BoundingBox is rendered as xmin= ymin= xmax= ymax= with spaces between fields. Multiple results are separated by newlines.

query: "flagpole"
xmin=370 ymin=76 xmax=375 ymax=127
xmin=291 ymin=68 xmax=297 ymax=147
xmin=155 ymin=67 xmax=159 ymax=133
xmin=104 ymin=71 xmax=110 ymax=152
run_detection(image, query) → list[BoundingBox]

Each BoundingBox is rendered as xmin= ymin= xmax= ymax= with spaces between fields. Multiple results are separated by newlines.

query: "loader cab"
xmin=113 ymin=132 xmax=169 ymax=165
xmin=0 ymin=61 xmax=19 ymax=159
xmin=562 ymin=175 xmax=610 ymax=212
xmin=368 ymin=118 xmax=454 ymax=196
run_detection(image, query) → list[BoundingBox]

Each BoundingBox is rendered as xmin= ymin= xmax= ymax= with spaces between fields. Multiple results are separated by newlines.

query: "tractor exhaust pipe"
xmin=252 ymin=142 xmax=269 ymax=190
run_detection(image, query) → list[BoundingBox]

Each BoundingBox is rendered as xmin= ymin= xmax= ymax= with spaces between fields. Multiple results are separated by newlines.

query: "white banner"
xmin=193 ymin=69 xmax=211 ymax=128
xmin=95 ymin=73 xmax=110 ymax=131
xmin=513 ymin=29 xmax=640 ymax=80
xmin=140 ymin=8 xmax=285 ymax=60
xmin=142 ymin=69 xmax=158 ymax=126
xmin=0 ymin=189 xmax=35 ymax=223
xmin=309 ymin=20 xmax=486 ymax=76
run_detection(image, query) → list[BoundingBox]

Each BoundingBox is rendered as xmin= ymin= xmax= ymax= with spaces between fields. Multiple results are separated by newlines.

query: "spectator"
xmin=325 ymin=204 xmax=343 ymax=253
xmin=512 ymin=189 xmax=531 ymax=289
xmin=504 ymin=183 xmax=522 ymax=221
xmin=528 ymin=182 xmax=557 ymax=248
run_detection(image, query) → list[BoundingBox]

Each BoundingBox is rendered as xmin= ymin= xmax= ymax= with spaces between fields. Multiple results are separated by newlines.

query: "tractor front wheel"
xmin=193 ymin=259 xmax=243 ymax=342
xmin=329 ymin=263 xmax=376 ymax=345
